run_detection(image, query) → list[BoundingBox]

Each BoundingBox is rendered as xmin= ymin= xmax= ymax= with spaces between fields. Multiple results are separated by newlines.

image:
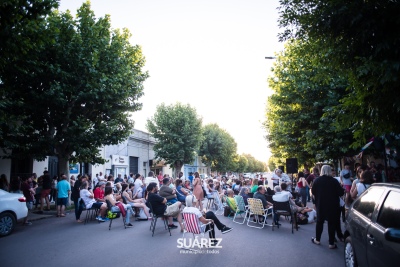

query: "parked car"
xmin=0 ymin=189 xmax=28 ymax=237
xmin=344 ymin=183 xmax=400 ymax=267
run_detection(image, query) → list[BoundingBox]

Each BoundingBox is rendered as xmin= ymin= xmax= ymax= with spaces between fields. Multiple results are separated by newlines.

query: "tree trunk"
xmin=174 ymin=161 xmax=182 ymax=178
xmin=58 ymin=156 xmax=70 ymax=180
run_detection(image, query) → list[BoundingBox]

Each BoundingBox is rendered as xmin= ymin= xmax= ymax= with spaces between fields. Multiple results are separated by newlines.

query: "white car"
xmin=0 ymin=190 xmax=28 ymax=237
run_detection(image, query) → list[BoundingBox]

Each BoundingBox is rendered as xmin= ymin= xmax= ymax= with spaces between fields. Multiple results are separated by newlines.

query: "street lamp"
xmin=265 ymin=56 xmax=276 ymax=59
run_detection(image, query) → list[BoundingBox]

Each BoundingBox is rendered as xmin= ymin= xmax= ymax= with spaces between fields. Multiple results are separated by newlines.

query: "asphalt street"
xmin=1 ymin=205 xmax=344 ymax=267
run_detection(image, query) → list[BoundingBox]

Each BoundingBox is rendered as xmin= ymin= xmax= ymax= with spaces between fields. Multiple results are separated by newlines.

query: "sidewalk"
xmin=27 ymin=202 xmax=73 ymax=222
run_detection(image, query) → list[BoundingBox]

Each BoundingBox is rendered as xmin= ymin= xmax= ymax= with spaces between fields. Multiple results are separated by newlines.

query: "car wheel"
xmin=344 ymin=236 xmax=358 ymax=267
xmin=0 ymin=212 xmax=16 ymax=237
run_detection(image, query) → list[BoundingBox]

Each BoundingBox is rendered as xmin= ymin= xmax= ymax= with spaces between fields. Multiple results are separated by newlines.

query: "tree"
xmin=0 ymin=0 xmax=59 ymax=149
xmin=278 ymin=0 xmax=400 ymax=142
xmin=146 ymin=102 xmax=203 ymax=177
xmin=264 ymin=39 xmax=356 ymax=164
xmin=0 ymin=1 xmax=148 ymax=175
xmin=235 ymin=154 xmax=248 ymax=173
xmin=199 ymin=124 xmax=237 ymax=172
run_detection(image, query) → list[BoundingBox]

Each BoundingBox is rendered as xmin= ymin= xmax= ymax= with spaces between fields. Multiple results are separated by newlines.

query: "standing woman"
xmin=297 ymin=172 xmax=310 ymax=207
xmin=192 ymin=172 xmax=204 ymax=210
xmin=311 ymin=165 xmax=344 ymax=249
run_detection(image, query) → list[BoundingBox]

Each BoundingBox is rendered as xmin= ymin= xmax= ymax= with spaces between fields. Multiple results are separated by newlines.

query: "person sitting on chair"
xmin=104 ymin=186 xmax=134 ymax=227
xmin=159 ymin=178 xmax=178 ymax=204
xmin=147 ymin=182 xmax=184 ymax=231
xmin=183 ymin=195 xmax=232 ymax=246
xmin=175 ymin=179 xmax=190 ymax=203
xmin=254 ymin=186 xmax=273 ymax=209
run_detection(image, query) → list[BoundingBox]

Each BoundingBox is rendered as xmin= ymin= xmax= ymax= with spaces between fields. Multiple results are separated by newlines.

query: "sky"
xmin=59 ymin=0 xmax=285 ymax=163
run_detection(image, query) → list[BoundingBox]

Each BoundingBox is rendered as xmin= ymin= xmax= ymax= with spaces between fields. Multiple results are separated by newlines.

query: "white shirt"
xmin=133 ymin=179 xmax=143 ymax=194
xmin=80 ymin=189 xmax=96 ymax=209
xmin=272 ymin=191 xmax=290 ymax=202
xmin=144 ymin=176 xmax=159 ymax=188
xmin=356 ymin=183 xmax=370 ymax=197
xmin=307 ymin=209 xmax=317 ymax=223
xmin=182 ymin=206 xmax=206 ymax=227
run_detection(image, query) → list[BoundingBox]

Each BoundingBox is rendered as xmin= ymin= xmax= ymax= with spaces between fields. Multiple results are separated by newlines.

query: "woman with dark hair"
xmin=175 ymin=179 xmax=190 ymax=203
xmin=121 ymin=183 xmax=151 ymax=219
xmin=351 ymin=170 xmax=374 ymax=199
xmin=297 ymin=172 xmax=310 ymax=207
xmin=133 ymin=174 xmax=144 ymax=198
xmin=104 ymin=186 xmax=134 ymax=227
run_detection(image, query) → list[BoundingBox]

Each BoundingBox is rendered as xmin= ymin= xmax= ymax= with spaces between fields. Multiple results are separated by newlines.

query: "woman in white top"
xmin=351 ymin=170 xmax=374 ymax=199
xmin=79 ymin=181 xmax=107 ymax=221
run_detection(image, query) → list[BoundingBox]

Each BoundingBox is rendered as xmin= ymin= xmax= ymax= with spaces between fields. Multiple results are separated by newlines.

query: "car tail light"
xmin=18 ymin=196 xmax=26 ymax=202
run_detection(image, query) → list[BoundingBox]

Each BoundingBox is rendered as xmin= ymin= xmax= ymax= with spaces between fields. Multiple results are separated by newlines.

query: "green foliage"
xmin=0 ymin=1 xmax=148 ymax=174
xmin=264 ymin=39 xmax=356 ymax=164
xmin=146 ymin=102 xmax=203 ymax=175
xmin=199 ymin=124 xmax=237 ymax=172
xmin=0 ymin=0 xmax=59 ymax=149
xmin=241 ymin=153 xmax=265 ymax=173
xmin=278 ymin=0 xmax=400 ymax=139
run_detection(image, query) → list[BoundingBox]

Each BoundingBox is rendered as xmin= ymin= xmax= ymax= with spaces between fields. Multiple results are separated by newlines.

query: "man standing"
xmin=144 ymin=171 xmax=159 ymax=188
xmin=56 ymin=175 xmax=71 ymax=217
xmin=188 ymin=172 xmax=194 ymax=185
xmin=147 ymin=182 xmax=183 ymax=231
xmin=98 ymin=172 xmax=106 ymax=182
xmin=39 ymin=171 xmax=51 ymax=213
xmin=311 ymin=165 xmax=344 ymax=249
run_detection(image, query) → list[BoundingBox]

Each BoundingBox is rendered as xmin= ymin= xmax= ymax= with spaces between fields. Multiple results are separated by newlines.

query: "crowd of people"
xmin=0 ymin=161 xmax=387 ymax=244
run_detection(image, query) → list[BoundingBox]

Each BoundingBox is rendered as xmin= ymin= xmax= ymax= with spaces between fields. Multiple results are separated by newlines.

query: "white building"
xmin=0 ymin=129 xmax=209 ymax=182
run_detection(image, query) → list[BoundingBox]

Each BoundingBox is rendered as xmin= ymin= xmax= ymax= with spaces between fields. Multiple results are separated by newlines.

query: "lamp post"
xmin=265 ymin=56 xmax=276 ymax=59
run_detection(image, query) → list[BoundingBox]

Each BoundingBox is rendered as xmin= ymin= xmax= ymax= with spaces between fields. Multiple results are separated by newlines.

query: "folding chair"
xmin=233 ymin=195 xmax=248 ymax=224
xmin=272 ymin=200 xmax=298 ymax=234
xmin=105 ymin=200 xmax=126 ymax=230
xmin=181 ymin=211 xmax=213 ymax=250
xmin=82 ymin=199 xmax=99 ymax=225
xmin=213 ymin=192 xmax=226 ymax=215
xmin=205 ymin=194 xmax=215 ymax=210
xmin=148 ymin=201 xmax=171 ymax=237
xmin=225 ymin=197 xmax=237 ymax=218
xmin=246 ymin=198 xmax=273 ymax=229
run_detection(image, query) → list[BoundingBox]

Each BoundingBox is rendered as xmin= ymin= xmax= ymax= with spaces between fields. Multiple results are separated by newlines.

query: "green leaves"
xmin=0 ymin=1 xmax=148 ymax=167
xmin=199 ymin=124 xmax=237 ymax=172
xmin=146 ymin=103 xmax=203 ymax=173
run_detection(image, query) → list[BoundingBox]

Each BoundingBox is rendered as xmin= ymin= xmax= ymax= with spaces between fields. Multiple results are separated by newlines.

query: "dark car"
xmin=344 ymin=183 xmax=400 ymax=267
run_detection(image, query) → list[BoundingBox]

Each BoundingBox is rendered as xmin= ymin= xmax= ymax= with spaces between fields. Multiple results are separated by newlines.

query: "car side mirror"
xmin=384 ymin=228 xmax=400 ymax=243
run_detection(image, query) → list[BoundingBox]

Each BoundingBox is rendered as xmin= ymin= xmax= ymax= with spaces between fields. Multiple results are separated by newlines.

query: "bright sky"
xmin=59 ymin=0 xmax=284 ymax=163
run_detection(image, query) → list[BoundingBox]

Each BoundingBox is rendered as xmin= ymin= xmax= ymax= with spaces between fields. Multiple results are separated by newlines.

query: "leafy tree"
xmin=0 ymin=1 xmax=148 ymax=175
xmin=264 ymin=39 xmax=356 ymax=164
xmin=278 ymin=0 xmax=400 ymax=142
xmin=0 ymin=0 xmax=59 ymax=148
xmin=235 ymin=154 xmax=248 ymax=173
xmin=199 ymin=124 xmax=237 ymax=172
xmin=146 ymin=102 xmax=203 ymax=177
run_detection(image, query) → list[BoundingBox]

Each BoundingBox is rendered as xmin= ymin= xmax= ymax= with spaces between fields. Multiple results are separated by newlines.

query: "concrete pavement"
xmin=2 ymin=203 xmax=344 ymax=267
